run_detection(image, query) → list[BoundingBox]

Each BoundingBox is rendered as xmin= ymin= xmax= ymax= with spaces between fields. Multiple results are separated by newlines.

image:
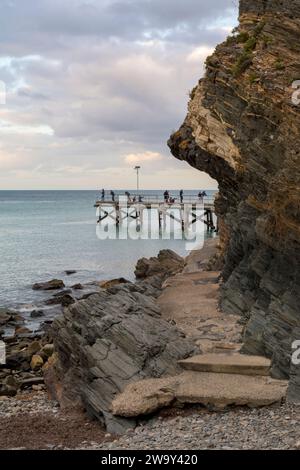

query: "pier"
xmin=94 ymin=194 xmax=217 ymax=231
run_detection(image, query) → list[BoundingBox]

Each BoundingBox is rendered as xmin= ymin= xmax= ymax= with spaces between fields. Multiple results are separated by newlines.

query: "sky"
xmin=0 ymin=0 xmax=238 ymax=190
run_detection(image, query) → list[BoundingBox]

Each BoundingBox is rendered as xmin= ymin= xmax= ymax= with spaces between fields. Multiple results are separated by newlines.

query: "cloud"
xmin=124 ymin=151 xmax=162 ymax=165
xmin=0 ymin=120 xmax=54 ymax=135
xmin=0 ymin=0 xmax=238 ymax=189
xmin=0 ymin=1 xmax=236 ymax=51
xmin=186 ymin=46 xmax=215 ymax=63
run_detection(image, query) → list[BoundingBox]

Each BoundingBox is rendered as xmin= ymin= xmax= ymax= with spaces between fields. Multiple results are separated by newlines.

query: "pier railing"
xmin=95 ymin=194 xmax=215 ymax=206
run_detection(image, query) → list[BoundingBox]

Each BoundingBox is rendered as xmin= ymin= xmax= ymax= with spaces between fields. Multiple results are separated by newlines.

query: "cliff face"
xmin=168 ymin=0 xmax=300 ymax=399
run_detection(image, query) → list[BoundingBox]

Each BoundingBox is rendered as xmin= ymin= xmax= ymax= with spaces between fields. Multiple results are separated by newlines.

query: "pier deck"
xmin=94 ymin=195 xmax=217 ymax=231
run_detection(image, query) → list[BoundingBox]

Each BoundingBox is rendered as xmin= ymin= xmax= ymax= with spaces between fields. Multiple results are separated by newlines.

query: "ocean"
xmin=0 ymin=190 xmax=217 ymax=311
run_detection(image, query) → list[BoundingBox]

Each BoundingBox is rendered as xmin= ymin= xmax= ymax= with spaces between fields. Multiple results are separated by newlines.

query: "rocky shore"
xmin=1 ymin=251 xmax=180 ymax=399
xmin=1 ymin=238 xmax=295 ymax=449
xmin=0 ymin=247 xmax=199 ymax=446
xmin=0 ymin=274 xmax=107 ymax=399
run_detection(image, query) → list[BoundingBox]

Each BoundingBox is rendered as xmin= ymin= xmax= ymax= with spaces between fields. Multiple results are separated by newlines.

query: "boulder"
xmin=15 ymin=326 xmax=31 ymax=336
xmin=135 ymin=250 xmax=185 ymax=279
xmin=6 ymin=351 xmax=26 ymax=369
xmin=30 ymin=354 xmax=44 ymax=371
xmin=25 ymin=340 xmax=41 ymax=358
xmin=30 ymin=310 xmax=44 ymax=318
xmin=0 ymin=310 xmax=12 ymax=326
xmin=0 ymin=308 xmax=18 ymax=326
xmin=32 ymin=279 xmax=65 ymax=291
xmin=47 ymin=282 xmax=197 ymax=434
xmin=43 ymin=353 xmax=64 ymax=404
xmin=60 ymin=294 xmax=75 ymax=307
xmin=71 ymin=283 xmax=84 ymax=290
xmin=0 ymin=375 xmax=20 ymax=397
xmin=111 ymin=377 xmax=176 ymax=417
xmin=20 ymin=377 xmax=44 ymax=389
xmin=5 ymin=375 xmax=19 ymax=390
xmin=99 ymin=278 xmax=129 ymax=289
xmin=41 ymin=344 xmax=54 ymax=358
xmin=45 ymin=292 xmax=75 ymax=307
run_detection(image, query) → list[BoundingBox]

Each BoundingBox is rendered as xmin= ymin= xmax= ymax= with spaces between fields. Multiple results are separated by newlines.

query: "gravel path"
xmin=98 ymin=404 xmax=300 ymax=450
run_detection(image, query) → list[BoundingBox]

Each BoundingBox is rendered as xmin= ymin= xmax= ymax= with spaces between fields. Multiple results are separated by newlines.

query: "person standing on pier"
xmin=180 ymin=190 xmax=183 ymax=203
xmin=198 ymin=191 xmax=204 ymax=202
xmin=110 ymin=190 xmax=115 ymax=202
xmin=101 ymin=189 xmax=105 ymax=201
xmin=164 ymin=190 xmax=169 ymax=203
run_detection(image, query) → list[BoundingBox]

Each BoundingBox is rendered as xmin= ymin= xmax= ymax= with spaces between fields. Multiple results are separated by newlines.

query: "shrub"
xmin=205 ymin=55 xmax=216 ymax=68
xmin=249 ymin=72 xmax=259 ymax=84
xmin=274 ymin=60 xmax=285 ymax=71
xmin=236 ymin=31 xmax=250 ymax=43
xmin=262 ymin=34 xmax=273 ymax=46
xmin=225 ymin=35 xmax=237 ymax=46
xmin=224 ymin=31 xmax=249 ymax=47
xmin=253 ymin=20 xmax=266 ymax=37
xmin=232 ymin=52 xmax=253 ymax=77
xmin=274 ymin=59 xmax=285 ymax=70
xmin=244 ymin=36 xmax=257 ymax=52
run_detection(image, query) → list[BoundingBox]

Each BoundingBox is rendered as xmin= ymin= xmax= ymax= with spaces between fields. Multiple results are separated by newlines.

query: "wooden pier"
xmin=95 ymin=195 xmax=217 ymax=231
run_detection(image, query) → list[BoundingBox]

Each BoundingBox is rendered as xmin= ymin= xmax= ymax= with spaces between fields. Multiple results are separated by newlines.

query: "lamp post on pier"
xmin=134 ymin=166 xmax=141 ymax=196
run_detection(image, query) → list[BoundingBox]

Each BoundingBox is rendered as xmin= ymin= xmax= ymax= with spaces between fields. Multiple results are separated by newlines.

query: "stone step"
xmin=111 ymin=371 xmax=288 ymax=418
xmin=176 ymin=372 xmax=287 ymax=409
xmin=178 ymin=353 xmax=271 ymax=376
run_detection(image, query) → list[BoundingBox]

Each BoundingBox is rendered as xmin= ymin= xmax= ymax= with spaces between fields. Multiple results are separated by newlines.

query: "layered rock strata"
xmin=168 ymin=0 xmax=300 ymax=399
xmin=46 ymin=252 xmax=197 ymax=434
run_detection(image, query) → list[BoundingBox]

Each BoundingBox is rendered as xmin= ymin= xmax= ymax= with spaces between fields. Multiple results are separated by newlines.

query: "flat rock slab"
xmin=176 ymin=372 xmax=287 ymax=408
xmin=178 ymin=353 xmax=271 ymax=376
xmin=110 ymin=377 xmax=177 ymax=418
xmin=111 ymin=371 xmax=288 ymax=417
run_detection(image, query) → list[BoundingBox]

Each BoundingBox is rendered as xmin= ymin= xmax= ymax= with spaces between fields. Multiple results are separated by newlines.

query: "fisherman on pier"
xmin=101 ymin=189 xmax=105 ymax=201
xmin=180 ymin=190 xmax=183 ymax=203
xmin=198 ymin=191 xmax=206 ymax=202
xmin=164 ymin=190 xmax=169 ymax=203
xmin=110 ymin=190 xmax=115 ymax=202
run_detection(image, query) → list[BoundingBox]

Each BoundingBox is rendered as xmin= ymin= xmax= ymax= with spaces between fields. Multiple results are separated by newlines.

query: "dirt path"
xmin=158 ymin=239 xmax=243 ymax=353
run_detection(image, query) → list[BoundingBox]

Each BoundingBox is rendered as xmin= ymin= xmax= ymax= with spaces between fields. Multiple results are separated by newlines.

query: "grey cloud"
xmin=17 ymin=87 xmax=50 ymax=101
xmin=0 ymin=1 xmax=238 ymax=188
xmin=0 ymin=0 xmax=236 ymax=52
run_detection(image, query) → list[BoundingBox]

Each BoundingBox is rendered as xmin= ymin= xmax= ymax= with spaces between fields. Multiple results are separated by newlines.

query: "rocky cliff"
xmin=168 ymin=0 xmax=300 ymax=399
